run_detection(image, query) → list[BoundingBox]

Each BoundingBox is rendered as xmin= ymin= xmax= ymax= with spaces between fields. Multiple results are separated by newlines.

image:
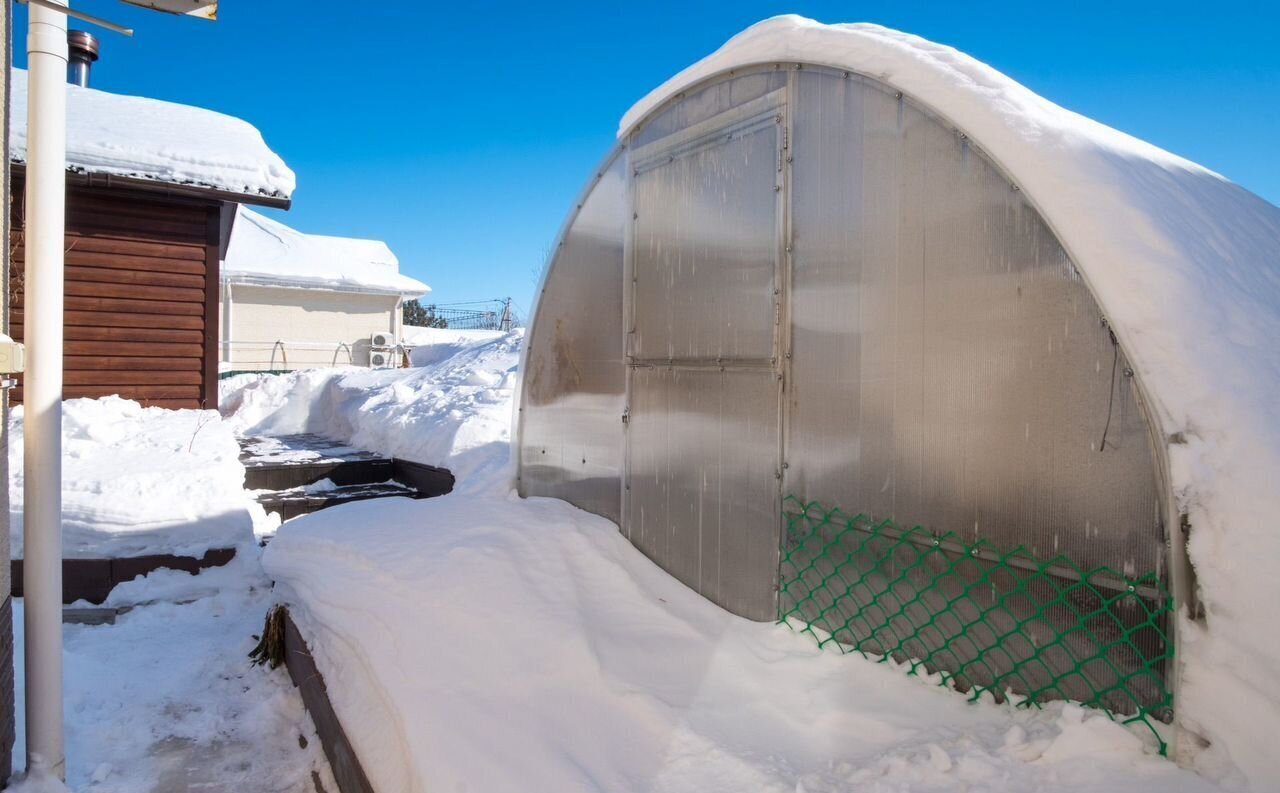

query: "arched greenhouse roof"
xmin=617 ymin=16 xmax=1280 ymax=786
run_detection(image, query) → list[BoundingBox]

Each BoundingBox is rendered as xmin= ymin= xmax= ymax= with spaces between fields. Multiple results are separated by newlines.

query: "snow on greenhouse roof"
xmin=224 ymin=206 xmax=430 ymax=297
xmin=623 ymin=16 xmax=1280 ymax=788
xmin=9 ymin=68 xmax=294 ymax=201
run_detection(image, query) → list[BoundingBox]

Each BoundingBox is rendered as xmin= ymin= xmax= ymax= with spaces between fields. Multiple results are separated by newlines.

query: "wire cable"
xmin=1099 ymin=329 xmax=1119 ymax=452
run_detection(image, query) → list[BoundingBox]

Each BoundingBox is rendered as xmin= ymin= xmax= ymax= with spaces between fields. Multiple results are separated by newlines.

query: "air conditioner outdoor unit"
xmin=370 ymin=331 xmax=395 ymax=348
xmin=369 ymin=349 xmax=401 ymax=369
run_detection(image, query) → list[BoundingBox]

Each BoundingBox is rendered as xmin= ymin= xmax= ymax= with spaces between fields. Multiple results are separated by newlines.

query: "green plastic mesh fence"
xmin=778 ymin=496 xmax=1174 ymax=751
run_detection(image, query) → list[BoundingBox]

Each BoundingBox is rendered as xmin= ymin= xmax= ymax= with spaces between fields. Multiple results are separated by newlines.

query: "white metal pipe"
xmin=222 ymin=276 xmax=233 ymax=363
xmin=22 ymin=0 xmax=68 ymax=780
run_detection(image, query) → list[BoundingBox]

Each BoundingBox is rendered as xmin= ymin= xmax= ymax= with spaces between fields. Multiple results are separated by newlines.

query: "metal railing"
xmin=407 ymin=298 xmax=521 ymax=331
xmin=220 ymin=339 xmax=366 ymax=376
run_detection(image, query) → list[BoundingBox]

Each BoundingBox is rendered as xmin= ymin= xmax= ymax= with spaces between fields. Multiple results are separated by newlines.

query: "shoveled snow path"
xmin=11 ymin=555 xmax=335 ymax=792
xmin=220 ymin=329 xmax=522 ymax=493
xmin=265 ymin=493 xmax=1224 ymax=793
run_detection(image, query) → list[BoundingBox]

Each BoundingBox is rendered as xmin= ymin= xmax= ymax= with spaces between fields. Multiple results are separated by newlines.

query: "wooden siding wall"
xmin=9 ymin=176 xmax=221 ymax=409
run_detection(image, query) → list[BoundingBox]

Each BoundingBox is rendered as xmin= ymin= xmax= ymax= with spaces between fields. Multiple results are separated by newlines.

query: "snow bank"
xmin=221 ymin=330 xmax=522 ymax=492
xmin=265 ymin=493 xmax=1223 ymax=793
xmin=401 ymin=326 xmax=507 ymax=366
xmin=224 ymin=206 xmax=429 ymax=295
xmin=9 ymin=68 xmax=294 ymax=200
xmin=621 ymin=17 xmax=1280 ymax=788
xmin=8 ymin=396 xmax=256 ymax=559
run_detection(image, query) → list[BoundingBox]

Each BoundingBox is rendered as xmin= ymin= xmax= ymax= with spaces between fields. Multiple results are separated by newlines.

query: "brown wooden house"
xmin=8 ymin=66 xmax=294 ymax=409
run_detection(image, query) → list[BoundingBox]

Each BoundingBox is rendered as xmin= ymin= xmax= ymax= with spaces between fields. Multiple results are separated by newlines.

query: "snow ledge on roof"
xmin=9 ymin=68 xmax=295 ymax=200
xmin=621 ymin=16 xmax=1280 ymax=791
xmin=223 ymin=206 xmax=429 ymax=297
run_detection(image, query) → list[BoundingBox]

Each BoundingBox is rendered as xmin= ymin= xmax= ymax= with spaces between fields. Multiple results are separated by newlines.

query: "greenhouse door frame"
xmin=621 ymin=87 xmax=792 ymax=621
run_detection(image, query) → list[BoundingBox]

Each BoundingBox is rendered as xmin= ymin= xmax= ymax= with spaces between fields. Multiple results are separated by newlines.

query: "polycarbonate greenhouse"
xmin=516 ymin=17 xmax=1280 ymax=761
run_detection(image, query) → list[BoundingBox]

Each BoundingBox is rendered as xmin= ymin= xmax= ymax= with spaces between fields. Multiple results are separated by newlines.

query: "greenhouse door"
xmin=623 ymin=93 xmax=786 ymax=621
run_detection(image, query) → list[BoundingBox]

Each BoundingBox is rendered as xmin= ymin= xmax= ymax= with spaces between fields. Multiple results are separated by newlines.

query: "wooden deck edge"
xmin=390 ymin=458 xmax=455 ymax=498
xmin=281 ymin=608 xmax=377 ymax=793
xmin=10 ymin=546 xmax=237 ymax=605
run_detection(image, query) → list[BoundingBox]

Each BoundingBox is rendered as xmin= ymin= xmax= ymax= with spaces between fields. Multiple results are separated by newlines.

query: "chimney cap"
xmin=67 ymin=30 xmax=100 ymax=61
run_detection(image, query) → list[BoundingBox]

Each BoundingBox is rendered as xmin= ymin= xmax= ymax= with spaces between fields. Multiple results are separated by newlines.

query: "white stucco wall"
xmin=221 ymin=283 xmax=404 ymax=370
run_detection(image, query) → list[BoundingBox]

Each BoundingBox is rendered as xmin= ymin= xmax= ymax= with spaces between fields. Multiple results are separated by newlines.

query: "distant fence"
xmin=408 ymin=299 xmax=521 ymax=331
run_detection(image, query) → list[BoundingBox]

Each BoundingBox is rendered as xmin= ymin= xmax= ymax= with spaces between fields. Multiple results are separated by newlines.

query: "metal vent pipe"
xmin=66 ymin=29 xmax=98 ymax=87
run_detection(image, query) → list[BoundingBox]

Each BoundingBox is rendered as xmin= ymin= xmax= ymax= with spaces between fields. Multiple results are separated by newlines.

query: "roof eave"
xmin=223 ymin=273 xmax=428 ymax=297
xmin=9 ymin=162 xmax=293 ymax=210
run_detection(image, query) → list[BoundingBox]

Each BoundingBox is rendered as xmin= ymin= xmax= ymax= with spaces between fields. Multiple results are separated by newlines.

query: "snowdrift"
xmin=265 ymin=493 xmax=1223 ymax=793
xmin=7 ymin=396 xmax=256 ymax=560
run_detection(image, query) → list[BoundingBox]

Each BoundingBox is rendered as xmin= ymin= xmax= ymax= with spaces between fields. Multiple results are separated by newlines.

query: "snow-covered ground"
xmin=265 ymin=492 xmax=1226 ymax=793
xmin=8 ymin=397 xmax=259 ymax=560
xmin=221 ymin=328 xmax=521 ymax=492
xmin=10 ymin=555 xmax=336 ymax=792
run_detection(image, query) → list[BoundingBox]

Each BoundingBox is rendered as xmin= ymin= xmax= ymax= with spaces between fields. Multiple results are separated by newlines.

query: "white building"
xmin=220 ymin=207 xmax=429 ymax=372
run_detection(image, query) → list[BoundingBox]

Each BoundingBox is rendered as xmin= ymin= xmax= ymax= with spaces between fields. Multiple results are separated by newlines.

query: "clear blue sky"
xmin=13 ymin=1 xmax=1280 ymax=317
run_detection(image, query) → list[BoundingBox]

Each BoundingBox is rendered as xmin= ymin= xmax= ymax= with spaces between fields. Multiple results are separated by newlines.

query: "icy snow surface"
xmin=223 ymin=206 xmax=430 ymax=295
xmin=221 ymin=329 xmax=522 ymax=492
xmin=8 ymin=396 xmax=257 ymax=560
xmin=265 ymin=493 xmax=1225 ymax=793
xmin=621 ymin=17 xmax=1280 ymax=789
xmin=9 ymin=69 xmax=294 ymax=200
xmin=11 ymin=556 xmax=336 ymax=791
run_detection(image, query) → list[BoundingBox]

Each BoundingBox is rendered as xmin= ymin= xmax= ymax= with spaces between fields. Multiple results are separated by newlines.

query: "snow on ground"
xmin=401 ymin=327 xmax=507 ymax=367
xmin=621 ymin=18 xmax=1280 ymax=789
xmin=265 ymin=493 xmax=1226 ymax=793
xmin=11 ymin=553 xmax=336 ymax=792
xmin=10 ymin=68 xmax=294 ymax=200
xmin=220 ymin=329 xmax=522 ymax=492
xmin=5 ymin=397 xmax=333 ymax=789
xmin=8 ymin=397 xmax=258 ymax=560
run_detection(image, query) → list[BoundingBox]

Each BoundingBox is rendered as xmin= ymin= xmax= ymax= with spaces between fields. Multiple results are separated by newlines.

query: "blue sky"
xmin=13 ymin=1 xmax=1280 ymax=317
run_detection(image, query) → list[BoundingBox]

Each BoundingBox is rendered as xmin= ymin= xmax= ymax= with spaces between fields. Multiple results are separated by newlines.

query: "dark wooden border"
xmin=10 ymin=547 xmax=235 ymax=605
xmin=282 ymin=608 xmax=376 ymax=793
xmin=390 ymin=459 xmax=455 ymax=498
xmin=243 ymin=458 xmax=396 ymax=492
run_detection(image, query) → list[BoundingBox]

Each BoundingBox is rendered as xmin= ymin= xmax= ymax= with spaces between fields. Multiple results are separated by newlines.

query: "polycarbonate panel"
xmin=625 ymin=367 xmax=780 ymax=620
xmin=518 ymin=154 xmax=627 ymax=522
xmin=631 ymin=114 xmax=781 ymax=361
xmin=633 ymin=69 xmax=787 ymax=149
xmin=784 ymin=70 xmax=1162 ymax=574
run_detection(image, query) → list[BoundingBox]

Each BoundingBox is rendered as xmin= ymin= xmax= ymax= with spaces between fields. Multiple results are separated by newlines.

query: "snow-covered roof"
xmin=9 ymin=68 xmax=295 ymax=201
xmin=622 ymin=17 xmax=1280 ymax=787
xmin=223 ymin=206 xmax=429 ymax=297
